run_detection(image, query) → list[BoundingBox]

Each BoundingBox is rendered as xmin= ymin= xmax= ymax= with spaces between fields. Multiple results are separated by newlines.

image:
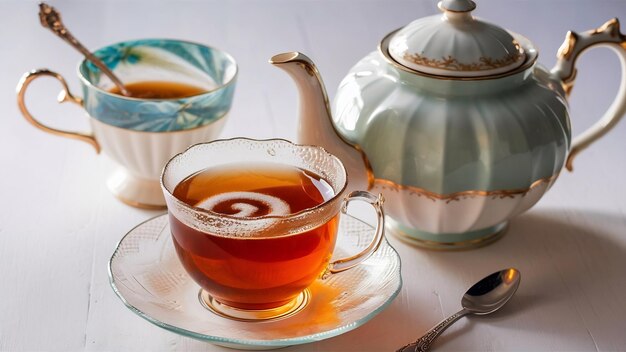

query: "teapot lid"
xmin=388 ymin=0 xmax=526 ymax=78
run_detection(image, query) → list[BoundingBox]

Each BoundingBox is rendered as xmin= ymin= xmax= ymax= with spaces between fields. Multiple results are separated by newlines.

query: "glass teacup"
xmin=160 ymin=138 xmax=385 ymax=321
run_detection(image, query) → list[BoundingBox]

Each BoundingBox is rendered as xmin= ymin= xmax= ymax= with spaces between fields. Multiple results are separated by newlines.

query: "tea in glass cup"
xmin=160 ymin=138 xmax=385 ymax=321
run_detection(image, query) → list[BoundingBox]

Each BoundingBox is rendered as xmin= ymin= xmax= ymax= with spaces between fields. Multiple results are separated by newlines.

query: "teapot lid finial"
xmin=438 ymin=0 xmax=476 ymax=12
xmin=386 ymin=0 xmax=527 ymax=78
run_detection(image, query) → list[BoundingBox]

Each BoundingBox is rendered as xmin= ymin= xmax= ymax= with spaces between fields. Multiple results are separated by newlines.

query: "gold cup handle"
xmin=16 ymin=69 xmax=101 ymax=153
xmin=327 ymin=190 xmax=385 ymax=275
xmin=551 ymin=18 xmax=626 ymax=171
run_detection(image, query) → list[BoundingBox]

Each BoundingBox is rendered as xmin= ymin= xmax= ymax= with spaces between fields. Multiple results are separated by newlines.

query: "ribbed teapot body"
xmin=332 ymin=51 xmax=570 ymax=247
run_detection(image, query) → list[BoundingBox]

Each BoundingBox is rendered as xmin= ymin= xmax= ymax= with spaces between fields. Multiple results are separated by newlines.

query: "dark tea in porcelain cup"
xmin=17 ymin=39 xmax=237 ymax=208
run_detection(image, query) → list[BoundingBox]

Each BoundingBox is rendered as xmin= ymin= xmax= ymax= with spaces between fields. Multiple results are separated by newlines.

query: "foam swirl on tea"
xmin=172 ymin=162 xmax=334 ymax=220
xmin=194 ymin=191 xmax=291 ymax=217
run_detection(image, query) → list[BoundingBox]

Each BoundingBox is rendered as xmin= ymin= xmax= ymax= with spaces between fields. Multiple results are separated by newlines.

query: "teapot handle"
xmin=551 ymin=18 xmax=626 ymax=171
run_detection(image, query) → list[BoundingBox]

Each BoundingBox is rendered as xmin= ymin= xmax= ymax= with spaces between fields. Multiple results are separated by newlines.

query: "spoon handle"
xmin=38 ymin=3 xmax=130 ymax=96
xmin=397 ymin=309 xmax=470 ymax=352
xmin=59 ymin=30 xmax=130 ymax=96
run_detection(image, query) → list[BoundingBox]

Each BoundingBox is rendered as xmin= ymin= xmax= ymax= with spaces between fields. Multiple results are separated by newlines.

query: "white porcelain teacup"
xmin=17 ymin=39 xmax=237 ymax=208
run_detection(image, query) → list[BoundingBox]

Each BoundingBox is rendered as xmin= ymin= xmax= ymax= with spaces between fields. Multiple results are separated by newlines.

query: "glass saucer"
xmin=108 ymin=214 xmax=402 ymax=350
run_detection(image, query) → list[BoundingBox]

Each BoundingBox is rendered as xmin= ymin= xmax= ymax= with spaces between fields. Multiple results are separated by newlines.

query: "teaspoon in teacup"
xmin=38 ymin=2 xmax=131 ymax=96
xmin=397 ymin=268 xmax=521 ymax=352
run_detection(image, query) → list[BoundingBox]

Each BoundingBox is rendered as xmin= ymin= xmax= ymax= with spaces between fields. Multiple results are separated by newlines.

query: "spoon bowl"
xmin=398 ymin=268 xmax=521 ymax=351
xmin=463 ymin=268 xmax=521 ymax=315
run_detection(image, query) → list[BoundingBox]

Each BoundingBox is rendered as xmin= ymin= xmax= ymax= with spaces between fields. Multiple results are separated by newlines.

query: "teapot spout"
xmin=270 ymin=52 xmax=371 ymax=191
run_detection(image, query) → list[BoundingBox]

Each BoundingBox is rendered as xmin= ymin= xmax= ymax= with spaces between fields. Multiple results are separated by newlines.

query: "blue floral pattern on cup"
xmin=78 ymin=39 xmax=237 ymax=132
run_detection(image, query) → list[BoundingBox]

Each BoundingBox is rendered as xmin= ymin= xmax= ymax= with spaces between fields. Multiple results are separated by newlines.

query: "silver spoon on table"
xmin=38 ymin=2 xmax=131 ymax=96
xmin=398 ymin=268 xmax=521 ymax=352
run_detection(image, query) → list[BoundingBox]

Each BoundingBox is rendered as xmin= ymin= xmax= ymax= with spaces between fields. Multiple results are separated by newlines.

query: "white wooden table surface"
xmin=2 ymin=1 xmax=626 ymax=351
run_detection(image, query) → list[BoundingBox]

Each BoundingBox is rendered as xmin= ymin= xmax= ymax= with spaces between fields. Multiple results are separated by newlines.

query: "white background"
xmin=1 ymin=0 xmax=626 ymax=351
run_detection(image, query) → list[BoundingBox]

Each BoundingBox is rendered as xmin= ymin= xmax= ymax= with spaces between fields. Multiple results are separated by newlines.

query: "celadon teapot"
xmin=271 ymin=0 xmax=626 ymax=249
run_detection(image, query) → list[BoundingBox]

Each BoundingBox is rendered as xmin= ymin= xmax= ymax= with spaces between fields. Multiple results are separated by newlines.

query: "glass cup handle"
xmin=327 ymin=190 xmax=385 ymax=274
xmin=16 ymin=68 xmax=101 ymax=153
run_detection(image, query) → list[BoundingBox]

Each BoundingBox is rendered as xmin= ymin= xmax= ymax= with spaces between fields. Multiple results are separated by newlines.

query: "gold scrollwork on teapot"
xmin=373 ymin=174 xmax=558 ymax=204
xmin=402 ymin=50 xmax=523 ymax=72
